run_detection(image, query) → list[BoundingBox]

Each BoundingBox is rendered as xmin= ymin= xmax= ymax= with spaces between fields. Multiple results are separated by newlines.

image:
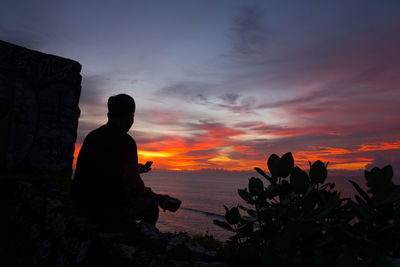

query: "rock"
xmin=137 ymin=221 xmax=163 ymax=240
xmin=113 ymin=244 xmax=141 ymax=261
xmin=167 ymin=260 xmax=191 ymax=267
xmin=186 ymin=243 xmax=218 ymax=258
xmin=149 ymin=253 xmax=168 ymax=266
xmin=0 ymin=176 xmax=226 ymax=266
xmin=76 ymin=240 xmax=91 ymax=265
xmin=0 ymin=71 xmax=37 ymax=170
xmin=44 ymin=199 xmax=67 ymax=236
xmin=0 ymin=40 xmax=81 ymax=176
xmin=30 ymin=223 xmax=41 ymax=240
xmin=34 ymin=238 xmax=54 ymax=265
xmin=194 ymin=262 xmax=228 ymax=267
xmin=166 ymin=235 xmax=218 ymax=262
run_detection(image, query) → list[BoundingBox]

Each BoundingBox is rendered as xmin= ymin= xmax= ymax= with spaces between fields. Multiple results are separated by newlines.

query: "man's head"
xmin=107 ymin=94 xmax=135 ymax=132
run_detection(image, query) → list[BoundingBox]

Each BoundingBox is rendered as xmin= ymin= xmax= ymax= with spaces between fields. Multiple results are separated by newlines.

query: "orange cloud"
xmin=72 ymin=143 xmax=82 ymax=170
xmin=359 ymin=141 xmax=400 ymax=152
xmin=294 ymin=140 xmax=400 ymax=170
xmin=73 ymin=135 xmax=400 ymax=172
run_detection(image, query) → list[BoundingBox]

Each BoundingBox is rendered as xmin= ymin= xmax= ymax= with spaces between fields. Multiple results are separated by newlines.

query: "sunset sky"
xmin=2 ymin=0 xmax=400 ymax=173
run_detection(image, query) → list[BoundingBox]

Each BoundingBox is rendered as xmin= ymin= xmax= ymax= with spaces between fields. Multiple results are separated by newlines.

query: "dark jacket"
xmin=72 ymin=123 xmax=138 ymax=208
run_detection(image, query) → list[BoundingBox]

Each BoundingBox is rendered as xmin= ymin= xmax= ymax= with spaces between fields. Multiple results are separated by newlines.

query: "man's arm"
xmin=123 ymin=163 xmax=154 ymax=197
xmin=122 ymin=137 xmax=156 ymax=197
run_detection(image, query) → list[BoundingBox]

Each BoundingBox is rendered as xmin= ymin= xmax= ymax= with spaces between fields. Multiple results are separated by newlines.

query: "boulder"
xmin=0 ymin=40 xmax=81 ymax=177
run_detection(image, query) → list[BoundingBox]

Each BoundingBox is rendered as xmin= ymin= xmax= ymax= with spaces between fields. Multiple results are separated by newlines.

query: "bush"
xmin=214 ymin=152 xmax=400 ymax=266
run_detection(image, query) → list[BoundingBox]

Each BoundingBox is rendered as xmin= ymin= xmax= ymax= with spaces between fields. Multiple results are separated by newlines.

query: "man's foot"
xmin=157 ymin=195 xmax=182 ymax=212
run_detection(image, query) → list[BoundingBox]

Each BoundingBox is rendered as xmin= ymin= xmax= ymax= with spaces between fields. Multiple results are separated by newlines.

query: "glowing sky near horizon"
xmin=2 ymin=0 xmax=400 ymax=172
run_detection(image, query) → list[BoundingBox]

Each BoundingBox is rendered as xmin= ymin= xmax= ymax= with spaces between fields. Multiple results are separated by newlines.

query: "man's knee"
xmin=129 ymin=196 xmax=159 ymax=224
xmin=145 ymin=197 xmax=159 ymax=223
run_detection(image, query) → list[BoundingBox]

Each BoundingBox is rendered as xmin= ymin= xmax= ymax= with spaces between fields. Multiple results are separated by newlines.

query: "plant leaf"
xmin=213 ymin=219 xmax=234 ymax=232
xmin=237 ymin=222 xmax=254 ymax=237
xmin=268 ymin=154 xmax=280 ymax=178
xmin=278 ymin=152 xmax=295 ymax=178
xmin=290 ymin=166 xmax=309 ymax=194
xmin=238 ymin=189 xmax=253 ymax=203
xmin=319 ymin=183 xmax=335 ymax=191
xmin=382 ymin=165 xmax=394 ymax=180
xmin=310 ymin=160 xmax=328 ymax=184
xmin=349 ymin=180 xmax=373 ymax=206
xmin=249 ymin=177 xmax=264 ymax=196
xmin=254 ymin=167 xmax=277 ymax=185
xmin=225 ymin=206 xmax=241 ymax=225
xmin=247 ymin=209 xmax=257 ymax=218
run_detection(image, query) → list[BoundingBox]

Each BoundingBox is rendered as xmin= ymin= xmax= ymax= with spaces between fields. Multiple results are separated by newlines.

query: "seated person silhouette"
xmin=72 ymin=94 xmax=180 ymax=226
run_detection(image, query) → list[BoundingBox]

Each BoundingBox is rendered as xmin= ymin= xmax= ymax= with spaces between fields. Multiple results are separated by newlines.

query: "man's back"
xmin=72 ymin=123 xmax=138 ymax=208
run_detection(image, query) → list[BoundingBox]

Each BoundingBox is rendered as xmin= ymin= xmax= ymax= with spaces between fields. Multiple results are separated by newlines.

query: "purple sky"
xmin=2 ymin=0 xmax=400 ymax=173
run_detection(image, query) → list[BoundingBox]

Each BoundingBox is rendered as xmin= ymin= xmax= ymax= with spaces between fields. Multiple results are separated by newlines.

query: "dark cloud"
xmin=158 ymin=81 xmax=212 ymax=100
xmin=234 ymin=121 xmax=264 ymax=129
xmin=230 ymin=6 xmax=267 ymax=56
xmin=158 ymin=80 xmax=258 ymax=114
xmin=219 ymin=95 xmax=257 ymax=113
xmin=218 ymin=93 xmax=240 ymax=105
xmin=157 ymin=81 xmax=219 ymax=108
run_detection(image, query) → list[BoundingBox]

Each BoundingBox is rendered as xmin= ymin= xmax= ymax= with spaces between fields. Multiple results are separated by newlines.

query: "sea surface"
xmin=143 ymin=170 xmax=373 ymax=241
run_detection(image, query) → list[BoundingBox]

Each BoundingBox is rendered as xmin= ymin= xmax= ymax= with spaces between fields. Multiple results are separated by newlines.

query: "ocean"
xmin=143 ymin=170 xmax=373 ymax=241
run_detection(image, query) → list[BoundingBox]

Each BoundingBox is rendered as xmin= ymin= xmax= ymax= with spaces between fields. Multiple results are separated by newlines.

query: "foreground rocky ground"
xmin=0 ymin=174 xmax=226 ymax=267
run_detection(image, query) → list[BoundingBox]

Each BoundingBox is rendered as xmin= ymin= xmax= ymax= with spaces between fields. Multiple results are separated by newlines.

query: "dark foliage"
xmin=214 ymin=152 xmax=400 ymax=267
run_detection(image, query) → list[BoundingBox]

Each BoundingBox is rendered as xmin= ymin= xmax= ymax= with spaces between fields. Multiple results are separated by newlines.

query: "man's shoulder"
xmin=83 ymin=125 xmax=108 ymax=143
xmin=85 ymin=124 xmax=136 ymax=146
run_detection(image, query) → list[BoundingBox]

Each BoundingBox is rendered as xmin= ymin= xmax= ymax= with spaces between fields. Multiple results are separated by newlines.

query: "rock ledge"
xmin=0 ymin=175 xmax=226 ymax=267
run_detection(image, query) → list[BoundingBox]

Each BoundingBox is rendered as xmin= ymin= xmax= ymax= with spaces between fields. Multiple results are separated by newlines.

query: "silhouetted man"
xmin=72 ymin=94 xmax=173 ymax=226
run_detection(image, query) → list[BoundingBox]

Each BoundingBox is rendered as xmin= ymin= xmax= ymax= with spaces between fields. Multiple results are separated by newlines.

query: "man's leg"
xmin=125 ymin=196 xmax=159 ymax=226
